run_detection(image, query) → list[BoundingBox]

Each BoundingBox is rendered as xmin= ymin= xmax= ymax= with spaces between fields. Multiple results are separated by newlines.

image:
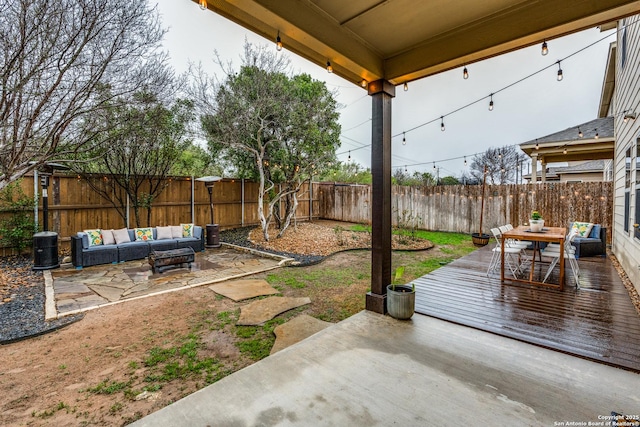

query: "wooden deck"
xmin=413 ymin=244 xmax=640 ymax=372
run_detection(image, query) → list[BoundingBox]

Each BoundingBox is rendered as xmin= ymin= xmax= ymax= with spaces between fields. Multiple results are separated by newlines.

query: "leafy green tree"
xmin=72 ymin=92 xmax=194 ymax=227
xmin=320 ymin=162 xmax=372 ymax=184
xmin=170 ymin=143 xmax=222 ymax=177
xmin=196 ymin=42 xmax=341 ymax=240
xmin=0 ymin=0 xmax=168 ymax=191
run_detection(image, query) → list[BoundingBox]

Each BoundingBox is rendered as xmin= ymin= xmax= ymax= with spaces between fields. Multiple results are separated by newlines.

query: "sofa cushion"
xmin=589 ymin=224 xmax=601 ymax=239
xmin=571 ymin=222 xmax=594 ymax=238
xmin=134 ymin=227 xmax=154 ymax=241
xmin=102 ymin=229 xmax=116 ymax=245
xmin=84 ymin=229 xmax=103 ymax=246
xmin=156 ymin=226 xmax=173 ymax=240
xmin=170 ymin=225 xmax=182 ymax=239
xmin=181 ymin=223 xmax=194 ymax=237
xmin=113 ymin=228 xmax=131 ymax=244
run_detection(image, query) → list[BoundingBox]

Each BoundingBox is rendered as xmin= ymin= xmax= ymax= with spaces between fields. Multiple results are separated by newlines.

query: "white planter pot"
xmin=530 ymin=219 xmax=545 ymax=232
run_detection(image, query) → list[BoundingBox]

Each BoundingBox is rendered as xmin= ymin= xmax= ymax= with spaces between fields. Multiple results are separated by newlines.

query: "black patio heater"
xmin=33 ymin=167 xmax=60 ymax=270
xmin=196 ymin=176 xmax=222 ymax=248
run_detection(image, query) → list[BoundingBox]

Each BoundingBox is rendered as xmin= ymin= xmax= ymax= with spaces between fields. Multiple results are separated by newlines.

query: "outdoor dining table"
xmin=500 ymin=225 xmax=567 ymax=291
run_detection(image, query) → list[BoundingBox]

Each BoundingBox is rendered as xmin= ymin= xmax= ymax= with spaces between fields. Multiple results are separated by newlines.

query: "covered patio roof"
xmin=191 ymin=0 xmax=640 ymax=314
xmin=195 ymin=0 xmax=640 ymax=86
xmin=520 ymin=116 xmax=615 ymax=164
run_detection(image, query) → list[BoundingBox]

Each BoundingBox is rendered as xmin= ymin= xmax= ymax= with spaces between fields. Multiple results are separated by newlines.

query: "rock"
xmin=237 ymin=297 xmax=311 ymax=325
xmin=270 ymin=315 xmax=332 ymax=355
xmin=135 ymin=391 xmax=162 ymax=401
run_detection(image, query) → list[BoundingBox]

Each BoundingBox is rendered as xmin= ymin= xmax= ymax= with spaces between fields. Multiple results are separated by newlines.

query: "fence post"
xmin=241 ymin=179 xmax=245 ymax=227
xmin=191 ymin=175 xmax=195 ymax=224
xmin=33 ymin=170 xmax=39 ymax=231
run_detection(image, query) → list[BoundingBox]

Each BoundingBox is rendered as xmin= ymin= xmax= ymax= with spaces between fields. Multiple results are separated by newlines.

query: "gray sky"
xmin=155 ymin=0 xmax=615 ymax=178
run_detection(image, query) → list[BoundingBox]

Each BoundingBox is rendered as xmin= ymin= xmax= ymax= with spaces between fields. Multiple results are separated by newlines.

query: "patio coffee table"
xmin=149 ymin=247 xmax=195 ymax=274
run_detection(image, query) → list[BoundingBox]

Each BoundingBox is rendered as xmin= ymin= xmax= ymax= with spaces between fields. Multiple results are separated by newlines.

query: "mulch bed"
xmin=0 ymin=256 xmax=83 ymax=344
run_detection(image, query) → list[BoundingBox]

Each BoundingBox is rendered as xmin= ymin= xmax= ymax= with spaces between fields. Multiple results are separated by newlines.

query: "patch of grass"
xmin=350 ymin=225 xmax=472 ymax=247
xmin=32 ymin=402 xmax=72 ymax=419
xmin=109 ymin=402 xmax=124 ymax=414
xmin=86 ymin=380 xmax=130 ymax=395
xmin=215 ymin=311 xmax=235 ymax=328
xmin=237 ymin=338 xmax=273 ymax=361
xmin=235 ymin=326 xmax=257 ymax=338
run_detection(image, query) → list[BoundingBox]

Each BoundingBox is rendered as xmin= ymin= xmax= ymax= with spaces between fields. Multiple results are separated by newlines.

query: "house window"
xmin=625 ymin=147 xmax=631 ymax=233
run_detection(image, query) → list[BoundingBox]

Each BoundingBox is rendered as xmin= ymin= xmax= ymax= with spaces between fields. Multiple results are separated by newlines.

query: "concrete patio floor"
xmin=45 ymin=246 xmax=289 ymax=319
xmin=131 ymin=310 xmax=639 ymax=426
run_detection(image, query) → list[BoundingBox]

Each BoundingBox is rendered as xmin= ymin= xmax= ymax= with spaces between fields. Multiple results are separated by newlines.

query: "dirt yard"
xmin=0 ymin=222 xmax=439 ymax=426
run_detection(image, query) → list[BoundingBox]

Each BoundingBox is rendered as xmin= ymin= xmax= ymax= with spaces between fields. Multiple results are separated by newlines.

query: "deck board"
xmin=413 ymin=244 xmax=640 ymax=372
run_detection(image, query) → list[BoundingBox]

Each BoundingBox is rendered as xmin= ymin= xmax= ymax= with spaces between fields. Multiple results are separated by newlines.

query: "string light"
xmin=563 ymin=146 xmax=568 ymax=154
xmin=348 ymin=151 xmax=351 ymax=162
xmin=556 ymin=61 xmax=563 ymax=81
xmin=578 ymin=128 xmax=583 ymax=138
xmin=402 ymin=132 xmax=406 ymax=145
xmin=440 ymin=116 xmax=445 ymax=131
xmin=463 ymin=66 xmax=469 ymax=80
xmin=535 ymin=141 xmax=539 ymax=150
xmin=541 ymin=40 xmax=548 ymax=56
xmin=405 ymin=165 xmax=408 ymax=173
xmin=433 ymin=162 xmax=436 ymax=171
xmin=404 ymin=82 xmax=408 ymax=91
xmin=464 ymin=156 xmax=467 ymax=166
xmin=360 ymin=79 xmax=367 ymax=88
xmin=624 ymin=112 xmax=637 ymax=122
xmin=326 ymin=61 xmax=333 ymax=73
xmin=275 ymin=31 xmax=283 ymax=51
xmin=488 ymin=93 xmax=494 ymax=111
xmin=199 ymin=0 xmax=207 ymax=10
xmin=594 ymin=129 xmax=599 ymax=139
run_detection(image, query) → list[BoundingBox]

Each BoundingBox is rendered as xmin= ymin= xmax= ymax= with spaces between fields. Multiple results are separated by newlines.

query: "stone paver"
xmin=209 ymin=279 xmax=279 ymax=301
xmin=270 ymin=314 xmax=332 ymax=355
xmin=50 ymin=247 xmax=287 ymax=317
xmin=237 ymin=297 xmax=311 ymax=326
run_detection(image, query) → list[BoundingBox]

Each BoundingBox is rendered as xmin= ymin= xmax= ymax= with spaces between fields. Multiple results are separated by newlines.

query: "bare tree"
xmin=470 ymin=146 xmax=527 ymax=184
xmin=0 ymin=0 xmax=168 ymax=190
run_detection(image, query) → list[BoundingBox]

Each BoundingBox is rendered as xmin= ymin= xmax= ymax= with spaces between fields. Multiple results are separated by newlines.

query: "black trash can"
xmin=33 ymin=231 xmax=60 ymax=270
xmin=206 ymin=224 xmax=221 ymax=248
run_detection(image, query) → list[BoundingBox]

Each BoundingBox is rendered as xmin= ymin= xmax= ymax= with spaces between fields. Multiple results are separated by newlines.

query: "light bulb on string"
xmin=463 ymin=66 xmax=469 ymax=80
xmin=275 ymin=31 xmax=283 ymax=51
xmin=403 ymin=82 xmax=408 ymax=91
xmin=488 ymin=94 xmax=494 ymax=111
xmin=405 ymin=165 xmax=408 ymax=173
xmin=360 ymin=79 xmax=367 ymax=88
xmin=199 ymin=0 xmax=207 ymax=10
xmin=464 ymin=156 xmax=467 ymax=167
xmin=556 ymin=61 xmax=563 ymax=81
xmin=326 ymin=61 xmax=333 ymax=73
xmin=594 ymin=129 xmax=599 ymax=139
xmin=563 ymin=147 xmax=567 ymax=154
xmin=433 ymin=162 xmax=436 ymax=171
xmin=402 ymin=132 xmax=406 ymax=145
xmin=347 ymin=151 xmax=351 ymax=162
xmin=440 ymin=116 xmax=445 ymax=132
xmin=578 ymin=128 xmax=583 ymax=138
xmin=541 ymin=40 xmax=548 ymax=56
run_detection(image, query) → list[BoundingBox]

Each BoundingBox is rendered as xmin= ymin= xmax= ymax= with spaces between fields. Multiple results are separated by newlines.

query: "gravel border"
xmin=0 ymin=256 xmax=83 ymax=344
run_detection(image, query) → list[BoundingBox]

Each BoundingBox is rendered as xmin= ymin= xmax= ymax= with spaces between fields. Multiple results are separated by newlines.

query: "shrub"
xmin=0 ymin=180 xmax=37 ymax=252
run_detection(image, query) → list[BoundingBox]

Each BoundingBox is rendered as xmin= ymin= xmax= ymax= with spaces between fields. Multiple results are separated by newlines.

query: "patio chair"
xmin=540 ymin=231 xmax=580 ymax=288
xmin=486 ymin=228 xmax=524 ymax=278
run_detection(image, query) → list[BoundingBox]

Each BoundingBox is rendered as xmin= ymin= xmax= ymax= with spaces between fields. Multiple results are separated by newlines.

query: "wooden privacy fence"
xmin=0 ymin=174 xmax=319 ymax=252
xmin=318 ymin=182 xmax=613 ymax=241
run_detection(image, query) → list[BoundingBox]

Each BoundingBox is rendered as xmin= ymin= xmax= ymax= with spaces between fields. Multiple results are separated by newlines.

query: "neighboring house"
xmin=523 ymin=160 xmax=613 ymax=183
xmin=606 ymin=15 xmax=640 ymax=293
xmin=519 ymin=116 xmax=614 ymax=183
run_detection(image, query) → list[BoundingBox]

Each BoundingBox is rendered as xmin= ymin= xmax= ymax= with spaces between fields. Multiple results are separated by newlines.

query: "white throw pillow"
xmin=156 ymin=226 xmax=173 ymax=240
xmin=170 ymin=225 xmax=182 ymax=239
xmin=112 ymin=228 xmax=131 ymax=244
xmin=102 ymin=229 xmax=116 ymax=245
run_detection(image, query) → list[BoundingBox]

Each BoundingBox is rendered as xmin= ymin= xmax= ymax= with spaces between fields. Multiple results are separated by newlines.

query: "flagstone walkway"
xmin=47 ymin=247 xmax=290 ymax=319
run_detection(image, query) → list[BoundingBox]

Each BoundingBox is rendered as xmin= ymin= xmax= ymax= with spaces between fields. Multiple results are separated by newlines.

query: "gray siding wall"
xmin=613 ymin=15 xmax=640 ymax=292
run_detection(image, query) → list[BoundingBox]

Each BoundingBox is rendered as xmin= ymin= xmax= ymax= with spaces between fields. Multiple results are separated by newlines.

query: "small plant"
xmin=531 ymin=210 xmax=542 ymax=220
xmin=333 ymin=225 xmax=345 ymax=246
xmin=389 ymin=266 xmax=415 ymax=292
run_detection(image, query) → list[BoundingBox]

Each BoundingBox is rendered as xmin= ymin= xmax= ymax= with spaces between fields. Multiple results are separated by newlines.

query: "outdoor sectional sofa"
xmin=71 ymin=225 xmax=204 ymax=269
xmin=569 ymin=222 xmax=607 ymax=258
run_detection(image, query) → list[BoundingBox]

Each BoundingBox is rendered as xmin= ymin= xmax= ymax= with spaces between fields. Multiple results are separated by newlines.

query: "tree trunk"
xmin=277 ymin=191 xmax=298 ymax=238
